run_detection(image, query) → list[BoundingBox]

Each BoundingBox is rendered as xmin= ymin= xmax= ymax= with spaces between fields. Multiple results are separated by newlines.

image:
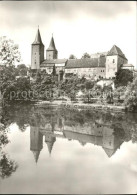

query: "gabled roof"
xmin=66 ymin=58 xmax=106 ymax=69
xmin=32 ymin=28 xmax=44 ymax=45
xmin=107 ymin=45 xmax=127 ymax=60
xmin=47 ymin=36 xmax=57 ymax=51
xmin=40 ymin=59 xmax=67 ymax=67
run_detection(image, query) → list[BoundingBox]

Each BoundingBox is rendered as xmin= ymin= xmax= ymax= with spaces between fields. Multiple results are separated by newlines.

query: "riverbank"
xmin=34 ymin=100 xmax=126 ymax=112
xmin=1 ymin=99 xmax=136 ymax=113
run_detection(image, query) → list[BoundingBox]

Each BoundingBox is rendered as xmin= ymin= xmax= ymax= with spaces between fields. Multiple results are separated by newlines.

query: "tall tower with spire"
xmin=46 ymin=35 xmax=58 ymax=60
xmin=30 ymin=126 xmax=43 ymax=163
xmin=31 ymin=28 xmax=44 ymax=69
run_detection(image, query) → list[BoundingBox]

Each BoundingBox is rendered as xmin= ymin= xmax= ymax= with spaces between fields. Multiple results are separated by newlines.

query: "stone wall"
xmin=65 ymin=67 xmax=106 ymax=79
xmin=46 ymin=50 xmax=58 ymax=60
xmin=106 ymin=55 xmax=118 ymax=79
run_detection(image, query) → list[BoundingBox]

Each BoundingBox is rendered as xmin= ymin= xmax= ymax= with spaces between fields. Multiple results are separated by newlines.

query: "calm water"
xmin=0 ymin=104 xmax=137 ymax=194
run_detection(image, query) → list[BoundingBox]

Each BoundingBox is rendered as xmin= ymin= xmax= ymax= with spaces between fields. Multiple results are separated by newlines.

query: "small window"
xmin=113 ymin=59 xmax=115 ymax=63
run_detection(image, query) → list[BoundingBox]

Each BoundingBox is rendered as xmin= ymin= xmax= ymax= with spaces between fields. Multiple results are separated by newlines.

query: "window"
xmin=113 ymin=59 xmax=115 ymax=63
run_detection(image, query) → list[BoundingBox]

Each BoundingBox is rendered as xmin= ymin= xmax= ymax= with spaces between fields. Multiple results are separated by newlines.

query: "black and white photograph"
xmin=0 ymin=1 xmax=137 ymax=194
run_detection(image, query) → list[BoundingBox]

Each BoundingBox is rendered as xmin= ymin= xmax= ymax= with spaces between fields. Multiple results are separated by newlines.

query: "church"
xmin=31 ymin=28 xmax=133 ymax=80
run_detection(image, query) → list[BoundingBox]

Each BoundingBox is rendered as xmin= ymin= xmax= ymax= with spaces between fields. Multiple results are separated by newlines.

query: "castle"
xmin=31 ymin=28 xmax=134 ymax=80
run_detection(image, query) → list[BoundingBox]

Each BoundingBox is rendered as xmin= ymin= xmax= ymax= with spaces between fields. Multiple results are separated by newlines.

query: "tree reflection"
xmin=0 ymin=152 xmax=18 ymax=179
xmin=1 ymin=103 xmax=31 ymax=132
xmin=0 ymin=123 xmax=9 ymax=148
xmin=0 ymin=106 xmax=18 ymax=179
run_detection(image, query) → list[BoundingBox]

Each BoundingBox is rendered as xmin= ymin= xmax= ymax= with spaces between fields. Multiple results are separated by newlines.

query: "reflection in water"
xmin=27 ymin=105 xmax=137 ymax=162
xmin=30 ymin=126 xmax=43 ymax=163
xmin=0 ymin=152 xmax=18 ymax=179
xmin=0 ymin=103 xmax=137 ymax=194
xmin=0 ymin=116 xmax=18 ymax=179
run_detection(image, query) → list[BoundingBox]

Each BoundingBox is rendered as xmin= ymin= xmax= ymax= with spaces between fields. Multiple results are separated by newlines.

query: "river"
xmin=0 ymin=103 xmax=137 ymax=194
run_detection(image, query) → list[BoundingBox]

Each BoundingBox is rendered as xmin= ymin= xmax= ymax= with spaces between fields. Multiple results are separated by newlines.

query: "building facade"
xmin=31 ymin=28 xmax=131 ymax=80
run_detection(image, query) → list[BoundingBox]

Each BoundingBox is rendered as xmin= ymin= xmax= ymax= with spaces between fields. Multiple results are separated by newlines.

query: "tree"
xmin=69 ymin=54 xmax=76 ymax=59
xmin=114 ymin=69 xmax=133 ymax=88
xmin=0 ymin=36 xmax=21 ymax=66
xmin=16 ymin=64 xmax=28 ymax=76
xmin=0 ymin=65 xmax=18 ymax=83
xmin=0 ymin=65 xmax=18 ymax=97
xmin=81 ymin=52 xmax=90 ymax=59
xmin=124 ymin=77 xmax=137 ymax=111
xmin=52 ymin=65 xmax=56 ymax=76
xmin=85 ymin=80 xmax=94 ymax=90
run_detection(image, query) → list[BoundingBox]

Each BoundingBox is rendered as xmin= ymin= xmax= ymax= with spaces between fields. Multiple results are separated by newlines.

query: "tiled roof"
xmin=47 ymin=36 xmax=57 ymax=51
xmin=66 ymin=58 xmax=105 ymax=69
xmin=32 ymin=29 xmax=44 ymax=45
xmin=107 ymin=45 xmax=127 ymax=60
xmin=40 ymin=59 xmax=67 ymax=67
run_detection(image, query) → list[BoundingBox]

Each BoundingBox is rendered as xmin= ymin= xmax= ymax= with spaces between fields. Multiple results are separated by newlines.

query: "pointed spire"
xmin=45 ymin=136 xmax=56 ymax=155
xmin=32 ymin=151 xmax=40 ymax=163
xmin=46 ymin=142 xmax=53 ymax=154
xmin=47 ymin=35 xmax=57 ymax=51
xmin=33 ymin=27 xmax=43 ymax=45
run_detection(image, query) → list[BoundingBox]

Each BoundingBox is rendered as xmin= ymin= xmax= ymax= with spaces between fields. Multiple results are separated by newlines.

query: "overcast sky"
xmin=0 ymin=1 xmax=136 ymax=67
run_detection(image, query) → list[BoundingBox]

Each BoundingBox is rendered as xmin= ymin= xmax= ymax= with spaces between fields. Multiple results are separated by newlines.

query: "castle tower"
xmin=106 ymin=45 xmax=128 ymax=79
xmin=30 ymin=126 xmax=43 ymax=163
xmin=31 ymin=28 xmax=45 ymax=69
xmin=102 ymin=125 xmax=123 ymax=158
xmin=46 ymin=35 xmax=58 ymax=60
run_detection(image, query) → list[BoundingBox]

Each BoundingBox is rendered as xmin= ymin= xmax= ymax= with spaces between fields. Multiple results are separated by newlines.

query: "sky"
xmin=0 ymin=1 xmax=136 ymax=68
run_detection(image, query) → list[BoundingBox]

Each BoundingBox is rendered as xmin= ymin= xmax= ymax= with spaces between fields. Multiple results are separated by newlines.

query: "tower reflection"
xmin=29 ymin=107 xmax=129 ymax=162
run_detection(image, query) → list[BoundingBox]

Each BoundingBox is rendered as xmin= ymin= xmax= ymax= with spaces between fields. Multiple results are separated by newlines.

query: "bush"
xmin=124 ymin=77 xmax=137 ymax=111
